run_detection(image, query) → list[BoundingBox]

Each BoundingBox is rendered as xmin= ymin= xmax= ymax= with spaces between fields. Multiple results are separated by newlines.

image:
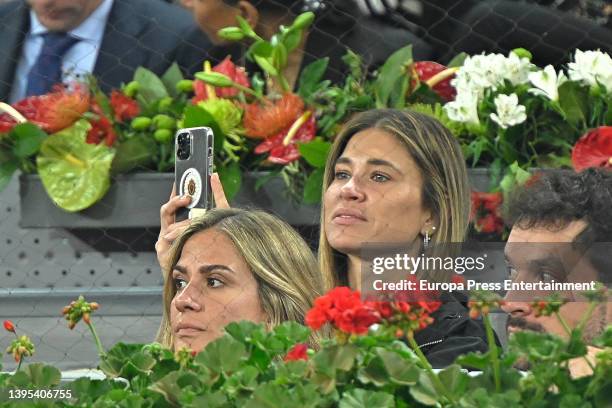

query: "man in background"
xmin=0 ymin=0 xmax=215 ymax=102
xmin=502 ymin=168 xmax=611 ymax=376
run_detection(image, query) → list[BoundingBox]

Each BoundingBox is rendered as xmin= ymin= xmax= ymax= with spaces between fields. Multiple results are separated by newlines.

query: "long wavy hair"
xmin=318 ymin=109 xmax=471 ymax=289
xmin=157 ymin=208 xmax=324 ymax=348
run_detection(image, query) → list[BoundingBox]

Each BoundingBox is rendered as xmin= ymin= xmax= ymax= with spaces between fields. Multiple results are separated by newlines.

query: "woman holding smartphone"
xmin=157 ymin=109 xmax=493 ymax=366
xmin=156 ymin=208 xmax=324 ymax=352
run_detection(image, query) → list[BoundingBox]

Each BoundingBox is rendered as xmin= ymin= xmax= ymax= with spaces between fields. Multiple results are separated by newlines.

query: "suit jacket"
xmin=0 ymin=0 xmax=215 ymax=101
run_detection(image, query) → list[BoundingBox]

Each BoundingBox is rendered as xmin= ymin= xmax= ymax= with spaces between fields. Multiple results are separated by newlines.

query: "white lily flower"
xmin=444 ymin=90 xmax=480 ymax=125
xmin=490 ymin=93 xmax=527 ymax=129
xmin=568 ymin=49 xmax=612 ymax=92
xmin=528 ymin=65 xmax=567 ymax=101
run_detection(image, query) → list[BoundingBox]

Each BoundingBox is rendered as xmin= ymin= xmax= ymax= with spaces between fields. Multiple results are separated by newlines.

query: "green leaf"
xmin=254 ymin=170 xmax=281 ymax=191
xmin=283 ymin=29 xmax=302 ymax=53
xmin=374 ymin=45 xmax=412 ymax=108
xmin=558 ymin=81 xmax=589 ymax=127
xmin=377 ymin=348 xmax=420 ymax=385
xmin=245 ymin=382 xmax=294 ymax=408
xmin=182 ymin=105 xmax=225 ymax=152
xmin=593 ymin=326 xmax=612 ymax=348
xmin=390 ymin=74 xmax=409 ymax=108
xmin=217 ymin=161 xmax=242 ymax=201
xmin=339 ymin=388 xmax=394 ymax=408
xmin=36 ymin=120 xmax=115 ymax=212
xmin=249 ymin=41 xmax=274 ymax=58
xmin=456 ymin=352 xmax=490 ymax=370
xmin=298 ymin=140 xmax=331 ymax=168
xmin=357 ymin=356 xmax=388 ymax=387
xmin=303 ymin=168 xmax=324 ymax=204
xmin=272 ymin=44 xmax=289 ymax=72
xmin=313 ymin=344 xmax=359 ymax=377
xmin=21 ymin=363 xmax=61 ymax=388
xmin=437 ymin=365 xmax=468 ymax=397
xmin=161 ymin=63 xmax=184 ymax=98
xmin=0 ymin=160 xmax=17 ymax=192
xmin=111 ymin=136 xmax=157 ymax=174
xmin=298 ymin=58 xmax=329 ymax=98
xmin=134 ymin=67 xmax=169 ymax=105
xmin=195 ymin=335 xmax=247 ymax=374
xmin=447 ymin=52 xmax=468 ymax=68
xmin=409 ymin=371 xmax=439 ymax=406
xmin=10 ymin=122 xmax=47 ymax=159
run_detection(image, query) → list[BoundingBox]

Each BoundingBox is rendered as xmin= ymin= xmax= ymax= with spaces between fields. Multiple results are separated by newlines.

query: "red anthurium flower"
xmin=284 ymin=343 xmax=309 ymax=362
xmin=3 ymin=320 xmax=15 ymax=333
xmin=110 ymin=90 xmax=139 ymax=122
xmin=192 ymin=57 xmax=251 ymax=103
xmin=572 ymin=126 xmax=612 ymax=171
xmin=0 ymin=86 xmax=89 ymax=133
xmin=244 ymin=93 xmax=305 ymax=139
xmin=410 ymin=61 xmax=457 ymax=102
xmin=254 ymin=113 xmax=316 ymax=164
xmin=86 ymin=102 xmax=117 ymax=146
xmin=471 ymin=191 xmax=504 ymax=234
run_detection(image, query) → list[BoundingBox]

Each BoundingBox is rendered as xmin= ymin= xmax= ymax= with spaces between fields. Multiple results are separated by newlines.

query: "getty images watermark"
xmin=361 ymin=242 xmax=608 ymax=301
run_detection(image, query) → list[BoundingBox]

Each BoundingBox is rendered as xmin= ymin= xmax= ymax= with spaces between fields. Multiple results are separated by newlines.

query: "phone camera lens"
xmin=177 ymin=132 xmax=190 ymax=160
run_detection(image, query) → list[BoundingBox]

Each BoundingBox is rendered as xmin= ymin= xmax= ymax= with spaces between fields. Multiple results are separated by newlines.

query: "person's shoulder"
xmin=0 ymin=0 xmax=26 ymax=19
xmin=346 ymin=16 xmax=433 ymax=63
xmin=109 ymin=0 xmax=194 ymax=31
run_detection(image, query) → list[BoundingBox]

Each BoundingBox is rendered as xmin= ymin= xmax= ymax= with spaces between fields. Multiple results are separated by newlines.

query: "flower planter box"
xmin=19 ymin=169 xmax=497 ymax=229
xmin=19 ymin=172 xmax=321 ymax=229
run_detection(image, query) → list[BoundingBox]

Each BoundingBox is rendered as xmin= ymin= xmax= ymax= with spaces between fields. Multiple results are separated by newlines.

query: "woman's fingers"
xmin=211 ymin=173 xmax=230 ymax=209
xmin=160 ymin=194 xmax=191 ymax=231
xmin=162 ymin=219 xmax=191 ymax=242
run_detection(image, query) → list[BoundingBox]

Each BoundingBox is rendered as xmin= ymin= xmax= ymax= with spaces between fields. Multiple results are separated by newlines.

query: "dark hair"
xmin=506 ymin=168 xmax=612 ymax=280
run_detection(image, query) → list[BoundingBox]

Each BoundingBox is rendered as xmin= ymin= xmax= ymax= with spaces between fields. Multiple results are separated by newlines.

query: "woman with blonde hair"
xmin=320 ymin=108 xmax=492 ymax=366
xmin=156 ymin=208 xmax=323 ymax=352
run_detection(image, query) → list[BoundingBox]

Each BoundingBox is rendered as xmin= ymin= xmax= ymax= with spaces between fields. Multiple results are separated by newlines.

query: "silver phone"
xmin=174 ymin=127 xmax=214 ymax=222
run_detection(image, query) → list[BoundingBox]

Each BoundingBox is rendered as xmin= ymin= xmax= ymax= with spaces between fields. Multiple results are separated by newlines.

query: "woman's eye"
xmin=371 ymin=173 xmax=390 ymax=182
xmin=207 ymin=277 xmax=224 ymax=288
xmin=507 ymin=265 xmax=518 ymax=281
xmin=334 ymin=170 xmax=350 ymax=180
xmin=174 ymin=278 xmax=187 ymax=291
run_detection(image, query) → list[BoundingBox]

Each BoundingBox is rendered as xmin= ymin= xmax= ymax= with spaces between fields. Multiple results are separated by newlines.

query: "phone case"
xmin=174 ymin=127 xmax=214 ymax=222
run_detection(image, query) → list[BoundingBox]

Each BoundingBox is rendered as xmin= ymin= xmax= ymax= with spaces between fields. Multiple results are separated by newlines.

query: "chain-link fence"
xmin=1 ymin=0 xmax=610 ymax=372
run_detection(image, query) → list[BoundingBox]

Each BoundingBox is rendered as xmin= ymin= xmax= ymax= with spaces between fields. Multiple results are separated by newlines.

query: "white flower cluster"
xmin=490 ymin=94 xmax=527 ymax=129
xmin=528 ymin=65 xmax=567 ymax=102
xmin=444 ymin=52 xmax=533 ymax=126
xmin=568 ymin=50 xmax=612 ymax=92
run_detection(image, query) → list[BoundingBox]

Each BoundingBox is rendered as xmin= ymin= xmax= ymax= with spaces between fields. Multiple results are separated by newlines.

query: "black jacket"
xmin=0 ymin=0 xmax=214 ymax=100
xmin=414 ymin=292 xmax=497 ymax=368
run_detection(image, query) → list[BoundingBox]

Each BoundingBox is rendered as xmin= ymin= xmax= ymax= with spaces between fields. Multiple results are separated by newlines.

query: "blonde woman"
xmin=320 ymin=108 xmax=493 ymax=366
xmin=156 ymin=208 xmax=323 ymax=352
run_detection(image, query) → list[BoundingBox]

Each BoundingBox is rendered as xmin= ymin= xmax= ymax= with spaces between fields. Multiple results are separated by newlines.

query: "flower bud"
xmin=154 ymin=129 xmax=173 ymax=143
xmin=123 ymin=81 xmax=140 ymax=98
xmin=512 ymin=48 xmax=532 ymax=61
xmin=176 ymin=79 xmax=194 ymax=93
xmin=89 ymin=302 xmax=99 ymax=311
xmin=152 ymin=114 xmax=175 ymax=130
xmin=131 ymin=116 xmax=152 ymax=130
xmin=469 ymin=308 xmax=480 ymax=320
xmin=68 ymin=321 xmax=76 ymax=330
xmin=3 ymin=320 xmax=15 ymax=333
xmin=194 ymin=72 xmax=233 ymax=88
xmin=292 ymin=12 xmax=315 ymax=30
xmin=218 ymin=27 xmax=245 ymax=41
xmin=83 ymin=313 xmax=90 ymax=325
xmin=158 ymin=97 xmax=173 ymax=111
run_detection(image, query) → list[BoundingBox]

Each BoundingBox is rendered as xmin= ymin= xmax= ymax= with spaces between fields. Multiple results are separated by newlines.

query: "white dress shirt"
xmin=9 ymin=0 xmax=114 ymax=102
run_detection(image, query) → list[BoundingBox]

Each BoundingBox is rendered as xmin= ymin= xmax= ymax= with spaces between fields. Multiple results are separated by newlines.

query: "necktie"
xmin=25 ymin=32 xmax=79 ymax=97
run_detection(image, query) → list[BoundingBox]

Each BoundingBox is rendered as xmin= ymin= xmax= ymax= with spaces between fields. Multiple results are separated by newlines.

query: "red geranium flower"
xmin=244 ymin=93 xmax=305 ymax=139
xmin=110 ymin=90 xmax=139 ymax=122
xmin=3 ymin=320 xmax=15 ymax=333
xmin=254 ymin=113 xmax=316 ymax=164
xmin=192 ymin=57 xmax=251 ymax=104
xmin=86 ymin=102 xmax=116 ymax=146
xmin=572 ymin=126 xmax=612 ymax=171
xmin=471 ymin=191 xmax=504 ymax=234
xmin=284 ymin=343 xmax=309 ymax=362
xmin=0 ymin=86 xmax=89 ymax=134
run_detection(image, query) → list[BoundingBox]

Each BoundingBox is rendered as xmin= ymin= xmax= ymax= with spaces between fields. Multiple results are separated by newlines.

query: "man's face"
xmin=502 ymin=220 xmax=609 ymax=341
xmin=27 ymin=0 xmax=103 ymax=32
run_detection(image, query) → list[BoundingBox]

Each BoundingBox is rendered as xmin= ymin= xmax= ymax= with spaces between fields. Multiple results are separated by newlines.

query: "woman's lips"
xmin=332 ymin=215 xmax=367 ymax=225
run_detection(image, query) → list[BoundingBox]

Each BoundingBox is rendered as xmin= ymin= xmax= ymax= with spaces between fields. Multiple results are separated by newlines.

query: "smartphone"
xmin=174 ymin=127 xmax=214 ymax=222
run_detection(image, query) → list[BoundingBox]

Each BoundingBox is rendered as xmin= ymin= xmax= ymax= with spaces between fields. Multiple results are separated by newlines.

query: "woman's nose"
xmin=339 ymin=176 xmax=366 ymax=201
xmin=174 ymin=284 xmax=202 ymax=312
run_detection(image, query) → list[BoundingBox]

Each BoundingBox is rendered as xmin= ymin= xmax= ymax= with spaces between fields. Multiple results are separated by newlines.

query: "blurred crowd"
xmin=0 ymin=0 xmax=610 ymax=103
